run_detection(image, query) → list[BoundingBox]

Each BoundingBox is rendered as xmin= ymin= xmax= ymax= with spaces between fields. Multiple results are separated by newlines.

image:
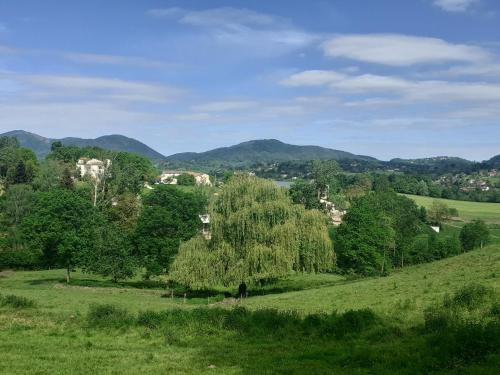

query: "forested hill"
xmin=0 ymin=130 xmax=166 ymax=161
xmin=166 ymin=139 xmax=376 ymax=165
xmin=485 ymin=154 xmax=500 ymax=168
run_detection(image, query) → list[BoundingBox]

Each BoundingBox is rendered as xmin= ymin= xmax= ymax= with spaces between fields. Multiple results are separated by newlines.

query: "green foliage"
xmin=0 ymin=137 xmax=38 ymax=186
xmin=176 ymin=173 xmax=196 ymax=186
xmin=0 ymin=294 xmax=36 ymax=308
xmin=106 ymin=192 xmax=140 ymax=230
xmin=335 ymin=191 xmax=423 ymax=274
xmin=87 ymin=303 xmax=134 ymax=328
xmin=32 ymin=160 xmax=65 ymax=191
xmin=427 ymin=200 xmax=450 ymax=225
xmin=312 ymin=159 xmax=340 ymax=197
xmin=81 ymin=224 xmax=137 ymax=282
xmin=134 ymin=185 xmax=206 ymax=277
xmin=48 ymin=144 xmax=156 ymax=196
xmin=20 ymin=189 xmax=104 ymax=280
xmin=460 ymin=219 xmax=490 ymax=251
xmin=289 ymin=179 xmax=321 ymax=209
xmin=3 ymin=184 xmax=34 ymax=226
xmin=171 ymin=175 xmax=334 ymax=288
xmin=0 ymin=249 xmax=40 ymax=270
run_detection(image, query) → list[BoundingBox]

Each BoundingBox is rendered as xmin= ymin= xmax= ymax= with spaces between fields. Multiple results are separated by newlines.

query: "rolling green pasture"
xmin=402 ymin=194 xmax=500 ymax=224
xmin=1 ymin=244 xmax=500 ymax=374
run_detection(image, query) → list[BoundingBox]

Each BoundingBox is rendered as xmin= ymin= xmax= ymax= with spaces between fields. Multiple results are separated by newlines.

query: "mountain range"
xmin=1 ymin=130 xmax=498 ymax=169
xmin=1 ymin=130 xmax=165 ymax=161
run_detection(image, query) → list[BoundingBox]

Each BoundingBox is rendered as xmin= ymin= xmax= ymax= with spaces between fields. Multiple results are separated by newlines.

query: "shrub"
xmin=444 ymin=283 xmax=493 ymax=310
xmin=87 ymin=304 xmax=134 ymax=328
xmin=0 ymin=250 xmax=40 ymax=270
xmin=137 ymin=310 xmax=166 ymax=329
xmin=333 ymin=309 xmax=377 ymax=338
xmin=0 ymin=294 xmax=36 ymax=309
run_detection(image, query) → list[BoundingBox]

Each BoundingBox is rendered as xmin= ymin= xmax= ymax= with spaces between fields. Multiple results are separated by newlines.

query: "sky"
xmin=0 ymin=0 xmax=499 ymax=160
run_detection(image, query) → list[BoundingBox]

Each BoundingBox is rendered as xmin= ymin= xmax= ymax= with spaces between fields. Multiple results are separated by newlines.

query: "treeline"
xmin=253 ymin=159 xmax=500 ymax=203
xmin=0 ymin=138 xmax=209 ymax=282
xmin=288 ymin=161 xmax=491 ymax=276
xmin=0 ymin=142 xmax=491 ymax=286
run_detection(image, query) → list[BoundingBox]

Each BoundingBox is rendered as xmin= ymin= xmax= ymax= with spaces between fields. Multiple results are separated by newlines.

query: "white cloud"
xmin=281 ymin=70 xmax=345 ymax=86
xmin=147 ymin=7 xmax=276 ymax=28
xmin=322 ymin=34 xmax=489 ymax=66
xmin=180 ymin=7 xmax=276 ymax=29
xmin=146 ymin=6 xmax=318 ymax=56
xmin=62 ymin=52 xmax=168 ymax=68
xmin=192 ymin=100 xmax=258 ymax=112
xmin=6 ymin=73 xmax=183 ymax=103
xmin=433 ymin=0 xmax=479 ymax=12
xmin=282 ymin=70 xmax=500 ymax=104
xmin=430 ymin=63 xmax=500 ymax=77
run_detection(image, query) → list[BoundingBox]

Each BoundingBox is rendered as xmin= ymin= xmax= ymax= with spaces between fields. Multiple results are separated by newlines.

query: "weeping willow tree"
xmin=170 ymin=175 xmax=335 ymax=289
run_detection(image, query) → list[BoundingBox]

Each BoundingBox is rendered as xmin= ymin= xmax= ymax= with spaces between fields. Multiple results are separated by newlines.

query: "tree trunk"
xmin=66 ymin=266 xmax=71 ymax=284
xmin=93 ymin=183 xmax=98 ymax=207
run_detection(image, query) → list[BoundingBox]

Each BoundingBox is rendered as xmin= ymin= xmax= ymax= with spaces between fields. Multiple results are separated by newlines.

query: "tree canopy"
xmin=20 ymin=189 xmax=104 ymax=282
xmin=134 ymin=185 xmax=207 ymax=277
xmin=170 ymin=175 xmax=335 ymax=289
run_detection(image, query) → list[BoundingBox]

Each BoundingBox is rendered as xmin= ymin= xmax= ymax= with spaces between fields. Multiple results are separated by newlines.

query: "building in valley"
xmin=160 ymin=171 xmax=212 ymax=186
xmin=77 ymin=158 xmax=111 ymax=180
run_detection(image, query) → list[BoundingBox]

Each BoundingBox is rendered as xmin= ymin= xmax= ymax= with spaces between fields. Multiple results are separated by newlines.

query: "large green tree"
xmin=134 ymin=185 xmax=206 ymax=277
xmin=0 ymin=137 xmax=38 ymax=186
xmin=460 ymin=219 xmax=489 ymax=251
xmin=335 ymin=191 xmax=423 ymax=274
xmin=20 ymin=189 xmax=103 ymax=282
xmin=170 ymin=175 xmax=335 ymax=289
xmin=81 ymin=223 xmax=136 ymax=282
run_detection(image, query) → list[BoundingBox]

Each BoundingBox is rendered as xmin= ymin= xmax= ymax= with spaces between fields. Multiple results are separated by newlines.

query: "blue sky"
xmin=0 ymin=0 xmax=499 ymax=160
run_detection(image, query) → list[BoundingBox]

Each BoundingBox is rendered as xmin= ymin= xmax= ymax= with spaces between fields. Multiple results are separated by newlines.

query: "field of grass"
xmin=1 ymin=242 xmax=500 ymax=374
xmin=402 ymin=194 xmax=500 ymax=224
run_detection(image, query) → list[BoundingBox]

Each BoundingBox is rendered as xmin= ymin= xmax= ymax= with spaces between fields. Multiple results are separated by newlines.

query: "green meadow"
xmin=1 ymin=243 xmax=499 ymax=374
xmin=402 ymin=194 xmax=500 ymax=224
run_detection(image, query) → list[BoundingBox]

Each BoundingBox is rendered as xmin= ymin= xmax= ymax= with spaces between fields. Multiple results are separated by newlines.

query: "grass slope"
xmin=1 ymin=243 xmax=499 ymax=374
xmin=245 ymin=244 xmax=500 ymax=318
xmin=403 ymin=194 xmax=500 ymax=224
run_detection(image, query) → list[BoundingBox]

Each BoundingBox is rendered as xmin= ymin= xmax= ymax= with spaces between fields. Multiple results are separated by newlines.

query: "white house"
xmin=199 ymin=214 xmax=211 ymax=239
xmin=77 ymin=158 xmax=111 ymax=180
xmin=160 ymin=171 xmax=212 ymax=186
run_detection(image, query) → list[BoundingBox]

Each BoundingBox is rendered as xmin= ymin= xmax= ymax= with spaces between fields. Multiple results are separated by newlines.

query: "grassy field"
xmin=1 ymin=243 xmax=499 ymax=374
xmin=402 ymin=194 xmax=500 ymax=224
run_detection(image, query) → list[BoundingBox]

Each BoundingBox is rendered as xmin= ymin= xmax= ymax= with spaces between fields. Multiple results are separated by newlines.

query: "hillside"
xmin=485 ymin=154 xmax=500 ymax=168
xmin=166 ymin=139 xmax=377 ymax=165
xmin=403 ymin=194 xmax=500 ymax=224
xmin=0 ymin=130 xmax=166 ymax=161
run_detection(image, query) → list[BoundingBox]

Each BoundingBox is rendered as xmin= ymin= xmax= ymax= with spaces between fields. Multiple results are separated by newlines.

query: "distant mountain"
xmin=387 ymin=156 xmax=477 ymax=174
xmin=166 ymin=139 xmax=377 ymax=165
xmin=1 ymin=130 xmax=166 ymax=161
xmin=484 ymin=154 xmax=500 ymax=168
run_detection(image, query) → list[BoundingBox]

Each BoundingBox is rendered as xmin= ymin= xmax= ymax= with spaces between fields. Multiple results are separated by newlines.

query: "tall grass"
xmin=0 ymin=294 xmax=36 ymax=309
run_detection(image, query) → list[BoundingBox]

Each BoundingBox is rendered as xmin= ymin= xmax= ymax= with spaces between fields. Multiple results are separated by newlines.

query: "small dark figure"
xmin=238 ymin=282 xmax=247 ymax=299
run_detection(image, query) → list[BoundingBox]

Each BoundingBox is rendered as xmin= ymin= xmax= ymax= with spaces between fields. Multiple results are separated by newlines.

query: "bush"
xmin=87 ymin=304 xmax=134 ymax=328
xmin=444 ymin=283 xmax=493 ymax=310
xmin=0 ymin=294 xmax=36 ymax=309
xmin=332 ymin=309 xmax=378 ymax=338
xmin=0 ymin=250 xmax=40 ymax=270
